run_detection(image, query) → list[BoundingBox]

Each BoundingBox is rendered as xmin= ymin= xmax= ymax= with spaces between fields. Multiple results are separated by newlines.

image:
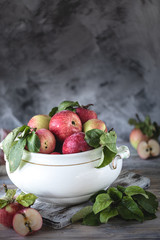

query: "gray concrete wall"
xmin=0 ymin=0 xmax=160 ymax=140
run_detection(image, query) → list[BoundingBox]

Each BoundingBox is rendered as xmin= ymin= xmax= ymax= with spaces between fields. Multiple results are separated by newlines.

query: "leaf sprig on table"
xmin=1 ymin=125 xmax=40 ymax=173
xmin=128 ymin=114 xmax=160 ymax=139
xmin=0 ymin=185 xmax=37 ymax=209
xmin=71 ymin=185 xmax=158 ymax=226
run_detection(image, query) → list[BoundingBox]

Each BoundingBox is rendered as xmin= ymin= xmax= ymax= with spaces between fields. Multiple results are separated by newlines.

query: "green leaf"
xmin=144 ymin=116 xmax=151 ymax=126
xmin=82 ymin=212 xmax=100 ymax=226
xmin=8 ymin=138 xmax=26 ymax=173
xmin=93 ymin=193 xmax=113 ymax=214
xmin=27 ymin=131 xmax=41 ymax=153
xmin=85 ymin=129 xmax=104 ymax=148
xmin=58 ymin=101 xmax=80 ymax=112
xmin=2 ymin=125 xmax=27 ymax=159
xmin=71 ymin=206 xmax=93 ymax=223
xmin=143 ymin=210 xmax=157 ymax=221
xmin=0 ymin=199 xmax=9 ymax=209
xmin=89 ymin=190 xmax=107 ymax=203
xmin=133 ymin=191 xmax=158 ymax=214
xmin=21 ymin=126 xmax=31 ymax=138
xmin=125 ymin=186 xmax=148 ymax=199
xmin=117 ymin=185 xmax=126 ymax=194
xmin=100 ymin=206 xmax=118 ymax=223
xmin=97 ymin=146 xmax=116 ymax=168
xmin=49 ymin=107 xmax=58 ymax=117
xmin=117 ymin=196 xmax=144 ymax=222
xmin=16 ymin=192 xmax=37 ymax=207
xmin=100 ymin=131 xmax=117 ymax=153
xmin=145 ymin=191 xmax=159 ymax=210
xmin=108 ymin=187 xmax=123 ymax=202
xmin=5 ymin=189 xmax=17 ymax=200
xmin=128 ymin=118 xmax=138 ymax=126
xmin=0 ymin=189 xmax=17 ymax=209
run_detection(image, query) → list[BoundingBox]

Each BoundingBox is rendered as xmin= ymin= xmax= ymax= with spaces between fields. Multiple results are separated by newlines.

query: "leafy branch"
xmin=1 ymin=125 xmax=40 ymax=173
xmin=128 ymin=114 xmax=160 ymax=139
xmin=0 ymin=185 xmax=37 ymax=209
xmin=71 ymin=186 xmax=158 ymax=225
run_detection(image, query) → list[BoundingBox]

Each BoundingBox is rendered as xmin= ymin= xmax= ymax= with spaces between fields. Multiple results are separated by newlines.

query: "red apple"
xmin=76 ymin=107 xmax=97 ymax=124
xmin=36 ymin=129 xmax=56 ymax=154
xmin=130 ymin=128 xmax=148 ymax=149
xmin=27 ymin=115 xmax=51 ymax=130
xmin=13 ymin=208 xmax=43 ymax=236
xmin=49 ymin=110 xmax=82 ymax=142
xmin=62 ymin=132 xmax=92 ymax=154
xmin=83 ymin=119 xmax=107 ymax=133
xmin=137 ymin=139 xmax=160 ymax=159
xmin=0 ymin=202 xmax=24 ymax=228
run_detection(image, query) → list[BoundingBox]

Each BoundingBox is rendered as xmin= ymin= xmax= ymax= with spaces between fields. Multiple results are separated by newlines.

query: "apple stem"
xmin=136 ymin=113 xmax=141 ymax=123
xmin=3 ymin=184 xmax=8 ymax=193
xmin=108 ymin=128 xmax=114 ymax=132
xmin=81 ymin=104 xmax=94 ymax=109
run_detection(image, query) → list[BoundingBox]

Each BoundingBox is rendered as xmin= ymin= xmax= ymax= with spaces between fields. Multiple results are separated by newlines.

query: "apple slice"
xmin=148 ymin=139 xmax=160 ymax=157
xmin=137 ymin=141 xmax=150 ymax=159
xmin=13 ymin=208 xmax=43 ymax=236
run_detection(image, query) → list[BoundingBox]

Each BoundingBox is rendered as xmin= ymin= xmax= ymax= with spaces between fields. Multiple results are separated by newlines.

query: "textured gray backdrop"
xmin=0 ymin=0 xmax=160 ymax=140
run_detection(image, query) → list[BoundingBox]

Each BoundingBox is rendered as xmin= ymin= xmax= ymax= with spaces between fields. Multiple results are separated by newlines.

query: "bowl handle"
xmin=110 ymin=145 xmax=130 ymax=170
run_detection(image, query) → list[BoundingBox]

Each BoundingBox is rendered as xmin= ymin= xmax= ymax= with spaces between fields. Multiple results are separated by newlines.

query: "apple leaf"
xmin=16 ymin=192 xmax=37 ymax=207
xmin=85 ymin=129 xmax=104 ymax=148
xmin=100 ymin=131 xmax=117 ymax=153
xmin=97 ymin=146 xmax=117 ymax=168
xmin=133 ymin=191 xmax=158 ymax=214
xmin=71 ymin=206 xmax=93 ymax=223
xmin=27 ymin=131 xmax=41 ymax=153
xmin=82 ymin=212 xmax=101 ymax=226
xmin=49 ymin=107 xmax=58 ymax=117
xmin=117 ymin=196 xmax=144 ymax=222
xmin=8 ymin=138 xmax=27 ymax=173
xmin=49 ymin=101 xmax=80 ymax=117
xmin=2 ymin=125 xmax=41 ymax=173
xmin=58 ymin=100 xmax=80 ymax=112
xmin=0 ymin=189 xmax=17 ymax=209
xmin=93 ymin=193 xmax=113 ymax=214
xmin=0 ymin=199 xmax=9 ymax=209
xmin=124 ymin=186 xmax=148 ymax=199
xmin=2 ymin=125 xmax=27 ymax=159
xmin=100 ymin=206 xmax=118 ymax=223
xmin=108 ymin=187 xmax=123 ymax=202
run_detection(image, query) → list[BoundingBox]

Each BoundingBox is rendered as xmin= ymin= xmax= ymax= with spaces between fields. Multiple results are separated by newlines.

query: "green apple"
xmin=27 ymin=115 xmax=51 ymax=130
xmin=83 ymin=119 xmax=107 ymax=133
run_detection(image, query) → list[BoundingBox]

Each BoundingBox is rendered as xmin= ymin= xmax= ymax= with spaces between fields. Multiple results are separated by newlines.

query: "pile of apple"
xmin=129 ymin=115 xmax=160 ymax=159
xmin=27 ymin=104 xmax=107 ymax=155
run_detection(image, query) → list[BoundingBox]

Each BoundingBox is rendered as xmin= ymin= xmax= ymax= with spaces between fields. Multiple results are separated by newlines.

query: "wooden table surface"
xmin=0 ymin=144 xmax=160 ymax=240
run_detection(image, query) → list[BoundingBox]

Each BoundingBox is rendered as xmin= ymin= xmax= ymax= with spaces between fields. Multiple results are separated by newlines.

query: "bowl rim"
xmin=25 ymin=146 xmax=102 ymax=157
xmin=21 ymin=147 xmax=103 ymax=166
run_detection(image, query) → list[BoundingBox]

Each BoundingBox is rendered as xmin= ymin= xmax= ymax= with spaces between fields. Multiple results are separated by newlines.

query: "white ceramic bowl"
xmin=5 ymin=145 xmax=130 ymax=206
